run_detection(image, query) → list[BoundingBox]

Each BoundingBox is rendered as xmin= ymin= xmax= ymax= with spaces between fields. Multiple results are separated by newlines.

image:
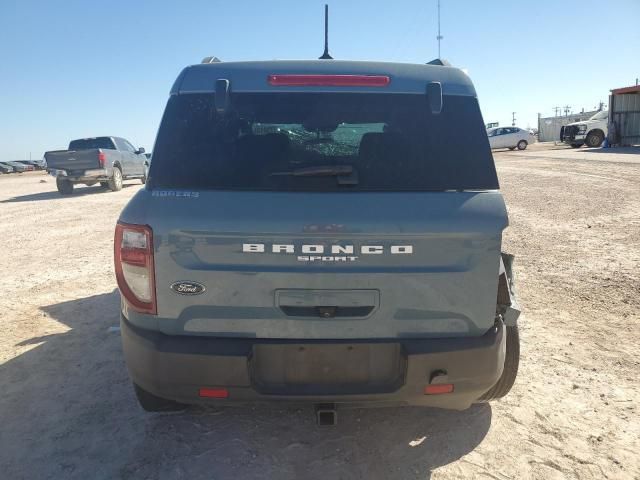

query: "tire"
xmin=56 ymin=177 xmax=74 ymax=195
xmin=517 ymin=140 xmax=528 ymax=150
xmin=133 ymin=383 xmax=186 ymax=412
xmin=477 ymin=325 xmax=520 ymax=401
xmin=585 ymin=130 xmax=604 ymax=148
xmin=570 ymin=143 xmax=581 ymax=148
xmin=108 ymin=166 xmax=123 ymax=192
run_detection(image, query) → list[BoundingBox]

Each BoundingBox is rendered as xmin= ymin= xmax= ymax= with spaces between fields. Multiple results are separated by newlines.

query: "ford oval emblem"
xmin=170 ymin=281 xmax=205 ymax=295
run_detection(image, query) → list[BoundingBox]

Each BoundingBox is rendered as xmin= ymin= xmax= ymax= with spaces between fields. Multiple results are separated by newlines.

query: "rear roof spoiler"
xmin=171 ymin=60 xmax=477 ymax=97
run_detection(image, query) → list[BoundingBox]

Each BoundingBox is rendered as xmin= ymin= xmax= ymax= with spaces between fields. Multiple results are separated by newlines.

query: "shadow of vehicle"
xmin=0 ymin=291 xmax=492 ymax=479
xmin=0 ymin=184 xmax=139 ymax=203
xmin=582 ymin=146 xmax=640 ymax=155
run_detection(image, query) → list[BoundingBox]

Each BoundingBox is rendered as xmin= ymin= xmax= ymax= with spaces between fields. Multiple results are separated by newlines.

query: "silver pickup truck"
xmin=45 ymin=137 xmax=148 ymax=195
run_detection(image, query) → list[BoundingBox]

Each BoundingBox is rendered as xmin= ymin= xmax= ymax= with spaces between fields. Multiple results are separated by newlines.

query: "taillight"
xmin=267 ymin=74 xmax=390 ymax=87
xmin=114 ymin=223 xmax=156 ymax=314
xmin=424 ymin=384 xmax=454 ymax=395
xmin=98 ymin=150 xmax=106 ymax=167
xmin=199 ymin=387 xmax=229 ymax=398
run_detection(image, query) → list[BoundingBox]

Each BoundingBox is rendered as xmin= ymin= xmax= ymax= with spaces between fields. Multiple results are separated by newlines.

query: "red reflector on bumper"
xmin=267 ymin=74 xmax=390 ymax=87
xmin=424 ymin=384 xmax=454 ymax=395
xmin=199 ymin=388 xmax=229 ymax=398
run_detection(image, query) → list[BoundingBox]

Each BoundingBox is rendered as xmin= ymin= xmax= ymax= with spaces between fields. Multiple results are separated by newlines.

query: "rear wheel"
xmin=108 ymin=166 xmax=123 ymax=191
xmin=517 ymin=140 xmax=528 ymax=150
xmin=586 ymin=130 xmax=604 ymax=148
xmin=133 ymin=383 xmax=186 ymax=412
xmin=477 ymin=325 xmax=520 ymax=401
xmin=56 ymin=177 xmax=74 ymax=195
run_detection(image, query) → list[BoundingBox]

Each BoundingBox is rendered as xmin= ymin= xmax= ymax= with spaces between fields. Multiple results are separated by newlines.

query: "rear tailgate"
xmin=45 ymin=149 xmax=102 ymax=172
xmin=121 ymin=190 xmax=507 ymax=339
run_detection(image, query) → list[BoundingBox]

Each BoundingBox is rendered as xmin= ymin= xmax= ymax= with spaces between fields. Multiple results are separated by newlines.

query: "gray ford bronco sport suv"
xmin=115 ymin=58 xmax=520 ymax=422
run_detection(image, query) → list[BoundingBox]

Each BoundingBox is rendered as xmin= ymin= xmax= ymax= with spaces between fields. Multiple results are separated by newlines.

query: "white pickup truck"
xmin=560 ymin=110 xmax=608 ymax=148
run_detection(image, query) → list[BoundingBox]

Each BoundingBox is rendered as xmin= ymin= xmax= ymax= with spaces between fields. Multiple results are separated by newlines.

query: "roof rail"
xmin=201 ymin=56 xmax=222 ymax=64
xmin=427 ymin=58 xmax=451 ymax=67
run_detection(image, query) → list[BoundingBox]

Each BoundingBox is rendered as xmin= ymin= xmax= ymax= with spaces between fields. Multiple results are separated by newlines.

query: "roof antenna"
xmin=319 ymin=4 xmax=333 ymax=59
xmin=436 ymin=0 xmax=443 ymax=58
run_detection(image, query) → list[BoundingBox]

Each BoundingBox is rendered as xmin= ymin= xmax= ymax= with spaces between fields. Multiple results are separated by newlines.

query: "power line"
xmin=436 ymin=0 xmax=443 ymax=58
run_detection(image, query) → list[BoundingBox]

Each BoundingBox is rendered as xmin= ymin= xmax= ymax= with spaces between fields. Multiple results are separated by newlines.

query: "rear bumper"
xmin=49 ymin=168 xmax=109 ymax=182
xmin=121 ymin=315 xmax=506 ymax=410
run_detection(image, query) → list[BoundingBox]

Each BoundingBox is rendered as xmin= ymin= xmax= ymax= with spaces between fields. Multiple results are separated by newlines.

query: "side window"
xmin=124 ymin=140 xmax=137 ymax=153
xmin=114 ymin=138 xmax=135 ymax=153
xmin=113 ymin=138 xmax=127 ymax=151
xmin=123 ymin=140 xmax=137 ymax=153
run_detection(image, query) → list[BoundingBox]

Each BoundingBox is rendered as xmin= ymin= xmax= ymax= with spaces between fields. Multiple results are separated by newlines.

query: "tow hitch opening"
xmin=315 ymin=403 xmax=338 ymax=426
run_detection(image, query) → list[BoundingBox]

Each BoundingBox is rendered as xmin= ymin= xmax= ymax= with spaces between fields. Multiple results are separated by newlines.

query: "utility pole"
xmin=436 ymin=0 xmax=443 ymax=58
xmin=563 ymin=105 xmax=571 ymax=116
xmin=553 ymin=106 xmax=560 ymax=117
xmin=511 ymin=112 xmax=516 ymax=126
xmin=537 ymin=112 xmax=541 ymax=137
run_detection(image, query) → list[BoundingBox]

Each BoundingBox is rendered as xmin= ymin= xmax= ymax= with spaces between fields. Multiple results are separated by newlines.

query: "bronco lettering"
xmin=242 ymin=243 xmax=413 ymax=254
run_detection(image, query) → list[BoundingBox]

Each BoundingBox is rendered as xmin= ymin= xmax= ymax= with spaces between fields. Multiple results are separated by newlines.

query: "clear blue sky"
xmin=1 ymin=0 xmax=638 ymax=161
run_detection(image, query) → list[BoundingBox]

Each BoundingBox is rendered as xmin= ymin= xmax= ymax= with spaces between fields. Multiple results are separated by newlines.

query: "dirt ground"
xmin=0 ymin=144 xmax=638 ymax=480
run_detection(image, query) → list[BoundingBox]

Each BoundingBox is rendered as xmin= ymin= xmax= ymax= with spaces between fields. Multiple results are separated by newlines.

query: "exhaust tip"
xmin=315 ymin=403 xmax=337 ymax=426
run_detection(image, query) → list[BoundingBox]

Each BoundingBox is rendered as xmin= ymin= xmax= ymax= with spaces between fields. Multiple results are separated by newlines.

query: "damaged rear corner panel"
xmin=498 ymin=252 xmax=520 ymax=326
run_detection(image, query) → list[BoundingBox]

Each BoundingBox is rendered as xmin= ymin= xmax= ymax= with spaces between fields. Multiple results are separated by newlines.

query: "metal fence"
xmin=610 ymin=90 xmax=640 ymax=146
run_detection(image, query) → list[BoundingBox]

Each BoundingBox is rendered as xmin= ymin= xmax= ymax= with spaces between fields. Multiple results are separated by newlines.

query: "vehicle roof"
xmin=171 ymin=60 xmax=476 ymax=97
xmin=71 ymin=136 xmax=121 ymax=141
xmin=566 ymin=111 xmax=608 ymax=125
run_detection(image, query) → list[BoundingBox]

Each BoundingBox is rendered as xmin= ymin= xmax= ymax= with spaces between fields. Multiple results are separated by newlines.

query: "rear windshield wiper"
xmin=270 ymin=165 xmax=358 ymax=185
xmin=270 ymin=165 xmax=353 ymax=177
